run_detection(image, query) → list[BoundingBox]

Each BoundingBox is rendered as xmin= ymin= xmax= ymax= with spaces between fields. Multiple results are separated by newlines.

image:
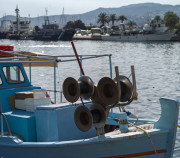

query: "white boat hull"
xmin=101 ymin=31 xmax=176 ymax=41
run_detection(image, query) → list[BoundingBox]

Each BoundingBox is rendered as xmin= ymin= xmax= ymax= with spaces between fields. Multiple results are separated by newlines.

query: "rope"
xmin=128 ymin=122 xmax=159 ymax=158
xmin=117 ymin=107 xmax=159 ymax=158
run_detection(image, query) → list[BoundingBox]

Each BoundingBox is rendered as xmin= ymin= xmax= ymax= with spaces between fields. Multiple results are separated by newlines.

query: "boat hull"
xmin=101 ymin=31 xmax=176 ymax=41
xmin=0 ymin=129 xmax=168 ymax=158
xmin=0 ymin=93 xmax=179 ymax=158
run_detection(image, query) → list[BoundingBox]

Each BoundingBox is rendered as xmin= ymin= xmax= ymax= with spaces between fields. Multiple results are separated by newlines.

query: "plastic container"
xmin=0 ymin=45 xmax=14 ymax=57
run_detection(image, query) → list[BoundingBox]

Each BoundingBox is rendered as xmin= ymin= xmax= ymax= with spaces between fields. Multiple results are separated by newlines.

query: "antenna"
xmin=45 ymin=8 xmax=48 ymax=17
xmin=44 ymin=8 xmax=49 ymax=25
xmin=60 ymin=7 xmax=64 ymax=28
xmin=37 ymin=14 xmax=40 ymax=26
xmin=15 ymin=5 xmax=20 ymax=34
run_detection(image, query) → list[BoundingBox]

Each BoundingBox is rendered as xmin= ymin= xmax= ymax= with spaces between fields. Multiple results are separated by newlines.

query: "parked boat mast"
xmin=15 ymin=6 xmax=20 ymax=34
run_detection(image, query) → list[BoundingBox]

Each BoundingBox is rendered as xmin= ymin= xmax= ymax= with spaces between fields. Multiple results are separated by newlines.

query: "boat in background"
xmin=32 ymin=9 xmax=75 ymax=41
xmin=0 ymin=44 xmax=179 ymax=158
xmin=102 ymin=19 xmax=176 ymax=41
xmin=0 ymin=18 xmax=8 ymax=39
xmin=58 ymin=29 xmax=76 ymax=41
xmin=32 ymin=9 xmax=62 ymax=41
xmin=6 ymin=6 xmax=33 ymax=40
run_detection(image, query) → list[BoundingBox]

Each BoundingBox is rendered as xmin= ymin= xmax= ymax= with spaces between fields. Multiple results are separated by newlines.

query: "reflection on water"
xmin=0 ymin=39 xmax=180 ymax=157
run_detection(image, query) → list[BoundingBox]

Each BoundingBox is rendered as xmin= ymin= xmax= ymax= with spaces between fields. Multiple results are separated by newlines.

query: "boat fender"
xmin=46 ymin=92 xmax=55 ymax=104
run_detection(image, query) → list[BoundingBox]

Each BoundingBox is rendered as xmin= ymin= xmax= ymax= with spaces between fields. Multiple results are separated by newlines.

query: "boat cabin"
xmin=0 ymin=62 xmax=42 ymax=141
xmin=0 ymin=62 xmax=96 ymax=142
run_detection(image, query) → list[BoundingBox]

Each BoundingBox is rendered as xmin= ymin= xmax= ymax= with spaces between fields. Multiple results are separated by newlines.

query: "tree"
xmin=118 ymin=15 xmax=127 ymax=23
xmin=74 ymin=20 xmax=86 ymax=29
xmin=64 ymin=20 xmax=86 ymax=29
xmin=64 ymin=21 xmax=74 ymax=29
xmin=127 ymin=20 xmax=136 ymax=29
xmin=154 ymin=15 xmax=161 ymax=23
xmin=97 ymin=12 xmax=109 ymax=27
xmin=109 ymin=14 xmax=117 ymax=26
xmin=163 ymin=11 xmax=179 ymax=30
xmin=175 ymin=23 xmax=180 ymax=33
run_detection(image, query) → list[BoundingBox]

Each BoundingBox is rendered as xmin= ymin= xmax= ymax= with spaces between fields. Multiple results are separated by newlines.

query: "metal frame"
xmin=0 ymin=50 xmax=113 ymax=104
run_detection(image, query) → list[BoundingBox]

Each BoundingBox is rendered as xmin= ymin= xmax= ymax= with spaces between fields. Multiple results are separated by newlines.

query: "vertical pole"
xmin=109 ymin=55 xmax=112 ymax=79
xmin=109 ymin=55 xmax=113 ymax=113
xmin=0 ymin=97 xmax=4 ymax=136
xmin=60 ymin=91 xmax=62 ymax=103
xmin=54 ymin=61 xmax=56 ymax=104
xmin=71 ymin=41 xmax=85 ymax=106
xmin=80 ymin=56 xmax=82 ymax=76
xmin=115 ymin=66 xmax=121 ymax=100
xmin=1 ymin=115 xmax=3 ymax=136
xmin=131 ymin=65 xmax=138 ymax=100
xmin=29 ymin=57 xmax=31 ymax=84
xmin=71 ymin=41 xmax=85 ymax=75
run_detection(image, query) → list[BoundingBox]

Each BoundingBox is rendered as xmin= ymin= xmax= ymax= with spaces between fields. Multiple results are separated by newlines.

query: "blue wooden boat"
xmin=0 ymin=47 xmax=179 ymax=158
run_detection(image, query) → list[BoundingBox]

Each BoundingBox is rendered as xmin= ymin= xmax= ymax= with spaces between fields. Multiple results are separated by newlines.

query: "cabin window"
xmin=3 ymin=66 xmax=25 ymax=84
xmin=0 ymin=76 xmax=2 ymax=85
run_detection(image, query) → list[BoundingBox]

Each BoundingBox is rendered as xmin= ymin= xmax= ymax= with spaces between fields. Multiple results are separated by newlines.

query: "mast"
xmin=15 ymin=5 xmax=19 ymax=34
xmin=60 ymin=7 xmax=64 ymax=28
xmin=45 ymin=8 xmax=49 ymax=25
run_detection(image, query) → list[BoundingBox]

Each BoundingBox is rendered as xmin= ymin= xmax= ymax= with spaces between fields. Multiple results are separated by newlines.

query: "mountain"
xmin=1 ymin=3 xmax=180 ymax=28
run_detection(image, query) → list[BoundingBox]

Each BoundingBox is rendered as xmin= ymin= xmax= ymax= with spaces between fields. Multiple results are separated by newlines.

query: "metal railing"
xmin=0 ymin=50 xmax=113 ymax=104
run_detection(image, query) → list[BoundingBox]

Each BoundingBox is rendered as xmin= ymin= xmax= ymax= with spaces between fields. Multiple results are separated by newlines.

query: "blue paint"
xmin=0 ymin=62 xmax=179 ymax=158
xmin=0 ymin=63 xmax=30 ymax=88
xmin=4 ymin=110 xmax=36 ymax=142
xmin=35 ymin=103 xmax=96 ymax=142
xmin=154 ymin=98 xmax=179 ymax=158
xmin=119 ymin=112 xmax=128 ymax=132
xmin=0 ymin=63 xmax=40 ymax=141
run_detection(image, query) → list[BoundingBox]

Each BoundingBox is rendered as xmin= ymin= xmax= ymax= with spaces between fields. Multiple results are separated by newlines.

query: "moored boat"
xmin=6 ymin=6 xmax=32 ymax=40
xmin=102 ymin=30 xmax=176 ymax=41
xmin=102 ymin=20 xmax=176 ymax=42
xmin=0 ymin=44 xmax=179 ymax=158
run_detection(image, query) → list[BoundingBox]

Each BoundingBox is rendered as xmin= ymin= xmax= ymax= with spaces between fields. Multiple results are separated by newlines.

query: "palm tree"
xmin=97 ymin=12 xmax=109 ymax=27
xmin=118 ymin=15 xmax=127 ymax=23
xmin=109 ymin=14 xmax=117 ymax=26
xmin=127 ymin=20 xmax=136 ymax=29
xmin=154 ymin=15 xmax=161 ymax=23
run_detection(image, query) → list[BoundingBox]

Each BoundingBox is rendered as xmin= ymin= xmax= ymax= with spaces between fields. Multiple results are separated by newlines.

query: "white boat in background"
xmin=102 ymin=20 xmax=176 ymax=41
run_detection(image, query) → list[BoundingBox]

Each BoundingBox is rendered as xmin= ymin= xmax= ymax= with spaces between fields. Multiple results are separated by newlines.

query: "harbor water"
xmin=0 ymin=39 xmax=180 ymax=157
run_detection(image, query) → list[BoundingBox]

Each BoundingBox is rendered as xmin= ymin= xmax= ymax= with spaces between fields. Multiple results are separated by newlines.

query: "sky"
xmin=1 ymin=0 xmax=179 ymax=18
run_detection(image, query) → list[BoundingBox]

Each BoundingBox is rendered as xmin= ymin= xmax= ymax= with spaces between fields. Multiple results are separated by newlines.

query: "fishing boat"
xmin=102 ymin=20 xmax=176 ymax=42
xmin=6 ymin=6 xmax=33 ymax=40
xmin=0 ymin=43 xmax=179 ymax=158
xmin=32 ymin=9 xmax=62 ymax=41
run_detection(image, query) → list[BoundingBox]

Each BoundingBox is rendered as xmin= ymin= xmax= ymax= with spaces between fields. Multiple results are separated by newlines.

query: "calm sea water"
xmin=1 ymin=39 xmax=180 ymax=157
